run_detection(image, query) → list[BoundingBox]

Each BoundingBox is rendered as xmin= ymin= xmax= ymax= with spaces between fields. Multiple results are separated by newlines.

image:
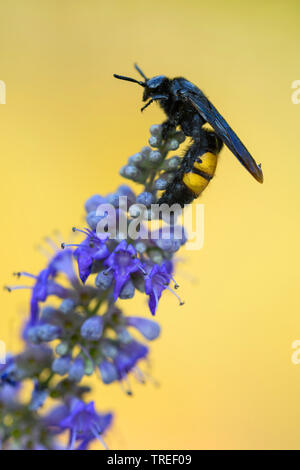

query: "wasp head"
xmin=142 ymin=75 xmax=169 ymax=99
xmin=114 ymin=64 xmax=170 ymax=112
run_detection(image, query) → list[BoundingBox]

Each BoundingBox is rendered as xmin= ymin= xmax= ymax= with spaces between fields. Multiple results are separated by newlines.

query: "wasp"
xmin=114 ymin=65 xmax=263 ymax=207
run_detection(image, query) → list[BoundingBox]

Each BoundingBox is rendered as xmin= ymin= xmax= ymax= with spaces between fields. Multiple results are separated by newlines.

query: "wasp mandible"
xmin=114 ymin=65 xmax=263 ymax=207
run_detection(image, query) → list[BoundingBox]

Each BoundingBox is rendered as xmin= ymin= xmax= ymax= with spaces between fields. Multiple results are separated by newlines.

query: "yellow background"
xmin=1 ymin=0 xmax=300 ymax=449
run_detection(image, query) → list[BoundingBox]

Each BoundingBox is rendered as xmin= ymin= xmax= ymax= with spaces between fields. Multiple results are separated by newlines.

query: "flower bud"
xmin=154 ymin=172 xmax=175 ymax=190
xmin=148 ymin=136 xmax=161 ymax=148
xmin=52 ymin=355 xmax=71 ymax=375
xmin=140 ymin=146 xmax=151 ymax=158
xmin=95 ymin=269 xmax=114 ymax=290
xmin=28 ymin=324 xmax=61 ymax=343
xmin=99 ymin=360 xmax=118 ymax=384
xmin=116 ymin=185 xmax=136 ymax=205
xmin=135 ymin=241 xmax=147 ymax=254
xmin=119 ymin=280 xmax=135 ymax=299
xmin=101 ymin=340 xmax=118 ymax=359
xmin=56 ymin=341 xmax=69 ymax=356
xmin=166 ymin=138 xmax=179 ymax=151
xmin=40 ymin=306 xmax=57 ymax=322
xmin=59 ymin=298 xmax=76 ymax=314
xmin=128 ymin=153 xmax=145 ymax=166
xmin=150 ymin=124 xmax=162 ymax=137
xmin=154 ymin=177 xmax=168 ymax=190
xmin=162 ymin=156 xmax=181 ymax=171
xmin=148 ymin=248 xmax=163 ymax=264
xmin=120 ymin=165 xmax=145 ymax=183
xmin=136 ymin=191 xmax=155 ymax=207
xmin=84 ymin=194 xmax=105 ymax=213
xmin=80 ymin=316 xmax=103 ymax=341
xmin=86 ymin=211 xmax=103 ymax=230
xmin=148 ymin=150 xmax=162 ymax=166
xmin=68 ymin=357 xmax=85 ymax=382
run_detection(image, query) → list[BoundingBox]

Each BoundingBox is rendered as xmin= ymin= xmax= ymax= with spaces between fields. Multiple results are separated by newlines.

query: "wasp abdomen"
xmin=182 ymin=152 xmax=218 ymax=196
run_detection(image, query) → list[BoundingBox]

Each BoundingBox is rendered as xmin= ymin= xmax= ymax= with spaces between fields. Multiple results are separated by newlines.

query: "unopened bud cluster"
xmin=120 ymin=124 xmax=185 ymax=194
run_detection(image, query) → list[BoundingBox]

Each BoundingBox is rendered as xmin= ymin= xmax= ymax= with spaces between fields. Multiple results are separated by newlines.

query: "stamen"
xmin=138 ymin=265 xmax=147 ymax=276
xmin=61 ymin=243 xmax=82 ymax=249
xmin=143 ymin=370 xmax=160 ymax=388
xmin=13 ymin=271 xmax=36 ymax=279
xmin=69 ymin=429 xmax=77 ymax=450
xmin=133 ymin=367 xmax=146 ymax=384
xmin=170 ymin=275 xmax=179 ymax=289
xmin=165 ymin=285 xmax=185 ymax=306
xmin=72 ymin=227 xmax=93 ymax=237
xmin=119 ymin=378 xmax=133 ymax=396
xmin=91 ymin=426 xmax=108 ymax=449
xmin=153 ymin=288 xmax=159 ymax=313
xmin=155 ymin=274 xmax=169 ymax=285
xmin=4 ymin=285 xmax=33 ymax=292
xmin=103 ymin=267 xmax=113 ymax=275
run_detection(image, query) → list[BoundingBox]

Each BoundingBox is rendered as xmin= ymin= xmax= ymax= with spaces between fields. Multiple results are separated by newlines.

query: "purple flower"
xmin=114 ymin=340 xmax=148 ymax=381
xmin=99 ymin=339 xmax=149 ymax=388
xmin=58 ymin=399 xmax=113 ymax=449
xmin=6 ymin=250 xmax=76 ymax=325
xmin=70 ymin=229 xmax=109 ymax=283
xmin=145 ymin=263 xmax=183 ymax=315
xmin=104 ymin=240 xmax=145 ymax=301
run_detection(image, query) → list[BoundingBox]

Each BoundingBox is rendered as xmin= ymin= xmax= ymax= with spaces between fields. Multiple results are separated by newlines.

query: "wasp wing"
xmin=180 ymin=85 xmax=263 ymax=183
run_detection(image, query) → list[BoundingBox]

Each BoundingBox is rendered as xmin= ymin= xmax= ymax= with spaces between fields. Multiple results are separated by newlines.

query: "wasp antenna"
xmin=134 ymin=63 xmax=148 ymax=81
xmin=113 ymin=74 xmax=145 ymax=87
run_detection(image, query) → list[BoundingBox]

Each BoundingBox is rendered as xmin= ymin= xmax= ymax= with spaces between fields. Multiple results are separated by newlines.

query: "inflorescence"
xmin=2 ymin=124 xmax=187 ymax=450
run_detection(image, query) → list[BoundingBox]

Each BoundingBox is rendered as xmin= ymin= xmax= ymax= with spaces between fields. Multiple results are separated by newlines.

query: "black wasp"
xmin=114 ymin=65 xmax=263 ymax=207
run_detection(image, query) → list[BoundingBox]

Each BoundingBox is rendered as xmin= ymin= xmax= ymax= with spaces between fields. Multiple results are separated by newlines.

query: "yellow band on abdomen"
xmin=182 ymin=152 xmax=218 ymax=196
xmin=194 ymin=152 xmax=218 ymax=177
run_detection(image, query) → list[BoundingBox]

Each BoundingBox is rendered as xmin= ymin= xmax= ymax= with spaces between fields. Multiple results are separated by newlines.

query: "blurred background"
xmin=0 ymin=0 xmax=300 ymax=449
